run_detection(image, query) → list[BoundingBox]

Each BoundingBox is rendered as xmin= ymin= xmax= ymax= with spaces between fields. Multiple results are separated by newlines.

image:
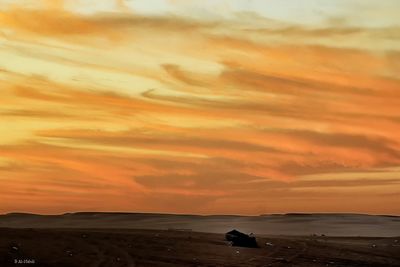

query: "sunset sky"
xmin=0 ymin=0 xmax=399 ymax=215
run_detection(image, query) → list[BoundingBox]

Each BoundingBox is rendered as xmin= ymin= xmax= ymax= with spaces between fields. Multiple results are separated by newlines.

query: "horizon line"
xmin=1 ymin=211 xmax=399 ymax=217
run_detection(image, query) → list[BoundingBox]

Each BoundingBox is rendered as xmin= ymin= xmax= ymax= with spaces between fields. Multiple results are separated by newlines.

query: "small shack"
xmin=225 ymin=229 xmax=258 ymax=248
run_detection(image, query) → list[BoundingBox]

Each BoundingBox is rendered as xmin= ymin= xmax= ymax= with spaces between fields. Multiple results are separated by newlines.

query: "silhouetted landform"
xmin=1 ymin=212 xmax=400 ymax=237
xmin=0 ymin=228 xmax=399 ymax=267
xmin=225 ymin=229 xmax=258 ymax=248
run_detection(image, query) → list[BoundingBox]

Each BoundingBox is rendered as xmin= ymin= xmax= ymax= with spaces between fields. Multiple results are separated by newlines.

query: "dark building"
xmin=225 ymin=229 xmax=258 ymax=248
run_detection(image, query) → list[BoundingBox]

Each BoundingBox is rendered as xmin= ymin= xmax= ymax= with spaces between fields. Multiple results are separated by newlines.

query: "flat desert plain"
xmin=0 ymin=213 xmax=399 ymax=267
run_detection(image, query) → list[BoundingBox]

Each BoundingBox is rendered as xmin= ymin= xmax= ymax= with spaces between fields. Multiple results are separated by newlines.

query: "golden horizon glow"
xmin=0 ymin=0 xmax=399 ymax=215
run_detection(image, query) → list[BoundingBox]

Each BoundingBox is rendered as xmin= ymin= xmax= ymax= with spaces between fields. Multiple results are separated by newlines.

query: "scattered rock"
xmin=273 ymin=257 xmax=288 ymax=263
xmin=66 ymin=250 xmax=73 ymax=257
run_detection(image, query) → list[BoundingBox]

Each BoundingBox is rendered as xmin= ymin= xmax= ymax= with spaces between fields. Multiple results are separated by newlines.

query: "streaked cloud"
xmin=0 ymin=0 xmax=399 ymax=215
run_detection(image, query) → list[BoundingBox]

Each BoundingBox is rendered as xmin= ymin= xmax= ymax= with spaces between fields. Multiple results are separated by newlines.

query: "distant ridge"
xmin=4 ymin=212 xmax=399 ymax=217
xmin=264 ymin=213 xmax=400 ymax=217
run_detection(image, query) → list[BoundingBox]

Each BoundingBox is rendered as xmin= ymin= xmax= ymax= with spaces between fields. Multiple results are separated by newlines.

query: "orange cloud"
xmin=0 ymin=0 xmax=399 ymax=215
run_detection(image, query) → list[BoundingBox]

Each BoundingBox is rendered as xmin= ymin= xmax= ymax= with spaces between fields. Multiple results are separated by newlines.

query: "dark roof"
xmin=226 ymin=229 xmax=249 ymax=238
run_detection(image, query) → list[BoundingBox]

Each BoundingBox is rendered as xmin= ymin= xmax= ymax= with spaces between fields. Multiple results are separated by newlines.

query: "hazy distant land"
xmin=1 ymin=212 xmax=399 ymax=237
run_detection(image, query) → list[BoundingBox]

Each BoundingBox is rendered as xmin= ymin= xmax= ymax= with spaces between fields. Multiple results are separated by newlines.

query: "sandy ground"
xmin=0 ymin=228 xmax=399 ymax=267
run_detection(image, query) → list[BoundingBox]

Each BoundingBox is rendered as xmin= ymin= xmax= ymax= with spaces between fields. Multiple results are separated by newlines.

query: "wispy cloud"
xmin=0 ymin=0 xmax=399 ymax=214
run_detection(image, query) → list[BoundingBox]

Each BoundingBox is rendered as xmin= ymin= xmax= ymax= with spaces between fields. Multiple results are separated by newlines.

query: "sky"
xmin=0 ymin=0 xmax=399 ymax=215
